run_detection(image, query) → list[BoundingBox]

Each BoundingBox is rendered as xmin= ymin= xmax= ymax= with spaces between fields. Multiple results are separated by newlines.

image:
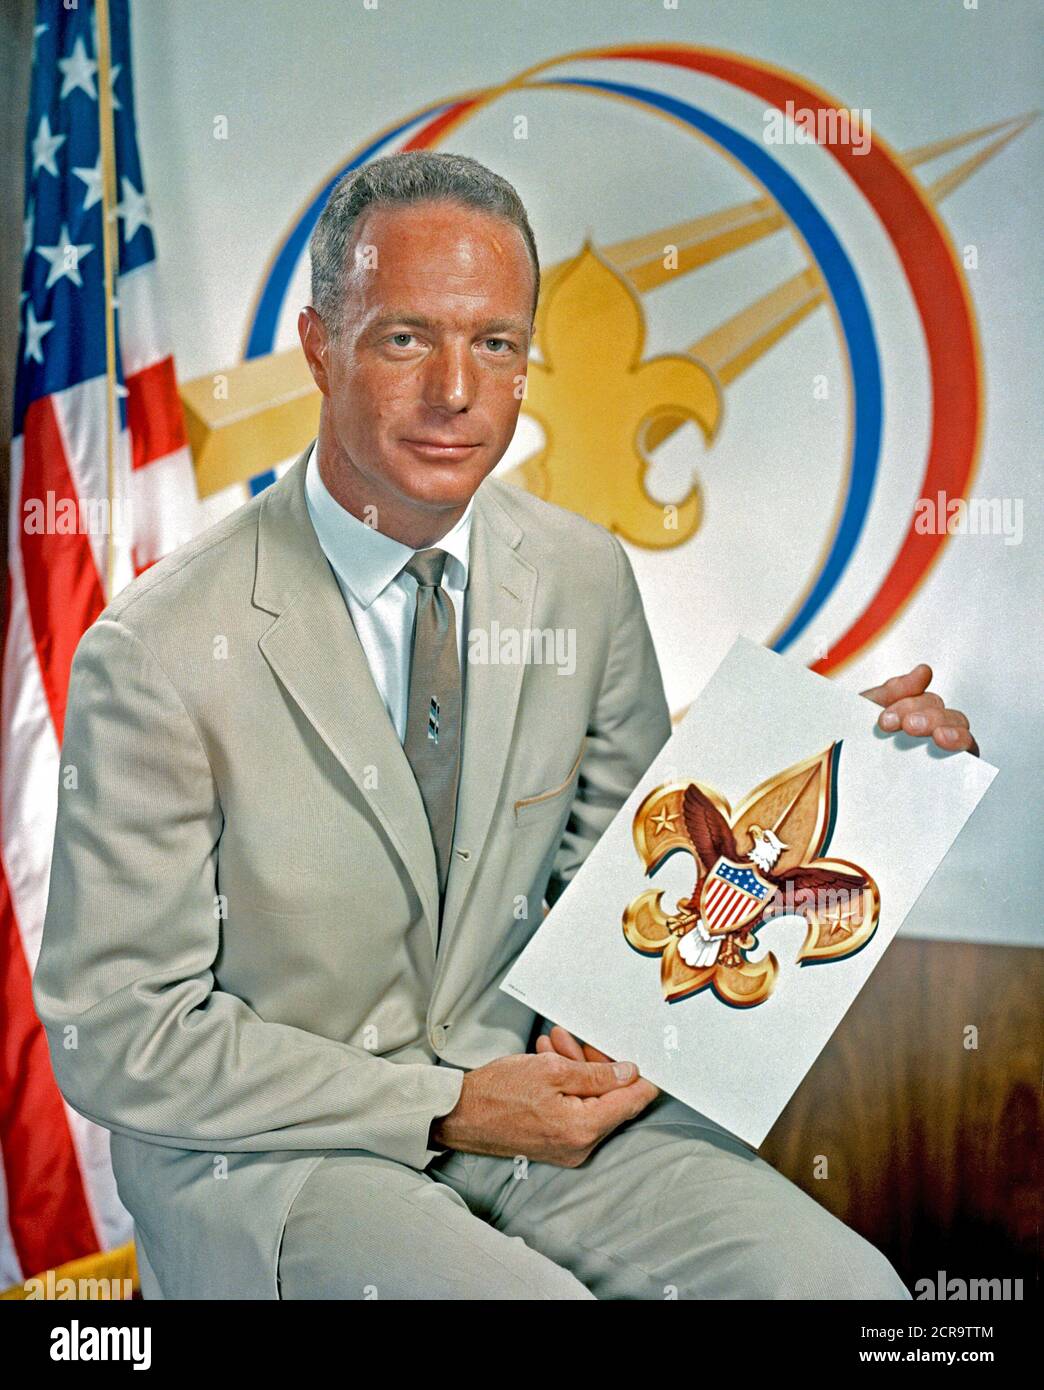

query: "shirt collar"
xmin=304 ymin=439 xmax=473 ymax=609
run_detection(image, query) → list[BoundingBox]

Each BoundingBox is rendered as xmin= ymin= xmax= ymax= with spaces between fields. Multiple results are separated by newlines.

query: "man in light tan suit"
xmin=34 ymin=151 xmax=978 ymax=1300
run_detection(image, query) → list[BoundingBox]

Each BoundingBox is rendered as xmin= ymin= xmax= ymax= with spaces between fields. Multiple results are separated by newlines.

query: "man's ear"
xmin=298 ymin=306 xmax=331 ymax=396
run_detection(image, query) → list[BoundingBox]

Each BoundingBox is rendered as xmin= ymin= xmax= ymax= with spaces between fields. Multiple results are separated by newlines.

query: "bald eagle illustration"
xmin=676 ymin=782 xmax=870 ymax=970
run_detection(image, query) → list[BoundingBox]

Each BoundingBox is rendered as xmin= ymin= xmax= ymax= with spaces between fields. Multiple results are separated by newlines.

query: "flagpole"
xmin=94 ymin=0 xmax=120 ymax=601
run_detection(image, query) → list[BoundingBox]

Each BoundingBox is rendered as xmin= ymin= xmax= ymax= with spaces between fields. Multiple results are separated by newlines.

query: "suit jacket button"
xmin=431 ymin=1024 xmax=449 ymax=1049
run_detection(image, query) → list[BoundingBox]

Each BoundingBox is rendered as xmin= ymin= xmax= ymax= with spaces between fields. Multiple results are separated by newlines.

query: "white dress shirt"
xmin=303 ymin=439 xmax=473 ymax=744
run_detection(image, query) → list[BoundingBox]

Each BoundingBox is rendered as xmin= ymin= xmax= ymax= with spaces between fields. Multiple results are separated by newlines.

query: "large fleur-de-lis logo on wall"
xmin=623 ymin=743 xmax=880 ymax=1008
xmin=515 ymin=242 xmax=721 ymax=548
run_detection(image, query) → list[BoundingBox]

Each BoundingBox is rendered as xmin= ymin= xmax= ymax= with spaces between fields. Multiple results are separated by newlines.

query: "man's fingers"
xmin=931 ymin=707 xmax=970 ymax=730
xmin=555 ymin=1057 xmax=641 ymax=1097
xmin=876 ymin=692 xmax=945 ymax=730
xmin=860 ymin=662 xmax=933 ymax=708
xmin=544 ymin=1023 xmax=614 ymax=1065
xmin=576 ymin=1078 xmax=661 ymax=1131
xmin=547 ymin=1025 xmax=586 ymax=1062
xmin=879 ymin=701 xmax=973 ymax=740
xmin=932 ymin=723 xmax=979 ymax=755
xmin=860 ymin=666 xmax=979 ymax=755
xmin=880 ymin=692 xmax=945 ymax=718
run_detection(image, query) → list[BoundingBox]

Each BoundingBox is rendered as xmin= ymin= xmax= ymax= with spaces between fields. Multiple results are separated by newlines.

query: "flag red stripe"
xmin=708 ymin=882 xmax=751 ymax=931
xmin=706 ymin=884 xmax=739 ymax=928
xmin=0 ymin=871 xmax=101 ymax=1276
xmin=126 ymin=356 xmax=188 ymax=470
xmin=704 ymin=881 xmax=726 ymax=920
xmin=706 ymin=882 xmax=737 ymax=928
xmin=20 ymin=398 xmax=106 ymax=744
xmin=704 ymin=881 xmax=728 ymax=926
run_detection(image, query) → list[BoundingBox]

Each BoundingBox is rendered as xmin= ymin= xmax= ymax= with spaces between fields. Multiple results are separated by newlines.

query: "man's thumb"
xmin=558 ymin=1058 xmax=637 ymax=1096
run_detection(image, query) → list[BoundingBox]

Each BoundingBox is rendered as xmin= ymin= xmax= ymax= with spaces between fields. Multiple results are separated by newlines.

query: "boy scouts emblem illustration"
xmin=623 ymin=743 xmax=879 ymax=1007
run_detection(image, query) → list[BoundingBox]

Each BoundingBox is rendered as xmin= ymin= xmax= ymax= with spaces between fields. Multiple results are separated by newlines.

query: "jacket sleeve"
xmin=543 ymin=533 xmax=672 ymax=910
xmin=32 ymin=616 xmax=464 ymax=1170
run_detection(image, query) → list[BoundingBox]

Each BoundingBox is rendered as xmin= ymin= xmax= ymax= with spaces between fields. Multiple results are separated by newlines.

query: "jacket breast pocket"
xmin=513 ymin=737 xmax=586 ymax=828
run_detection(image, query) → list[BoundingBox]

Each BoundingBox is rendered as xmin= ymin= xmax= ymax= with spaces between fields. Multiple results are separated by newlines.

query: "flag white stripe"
xmin=52 ymin=379 xmax=136 ymax=596
xmin=704 ymin=881 xmax=732 ymax=927
xmin=2 ymin=437 xmax=61 ymax=975
xmin=708 ymin=881 xmax=757 ymax=931
xmin=62 ymin=1110 xmax=132 ymax=1253
xmin=130 ymin=444 xmax=201 ymax=564
xmin=117 ymin=261 xmax=174 ymax=376
xmin=706 ymin=882 xmax=742 ymax=929
xmin=703 ymin=884 xmax=723 ymax=925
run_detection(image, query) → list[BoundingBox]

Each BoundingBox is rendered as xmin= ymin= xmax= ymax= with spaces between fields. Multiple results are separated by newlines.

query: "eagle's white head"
xmin=748 ymin=825 xmax=788 ymax=873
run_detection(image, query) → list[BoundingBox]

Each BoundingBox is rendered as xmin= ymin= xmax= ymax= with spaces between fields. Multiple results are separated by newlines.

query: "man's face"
xmin=301 ymin=199 xmax=535 ymax=527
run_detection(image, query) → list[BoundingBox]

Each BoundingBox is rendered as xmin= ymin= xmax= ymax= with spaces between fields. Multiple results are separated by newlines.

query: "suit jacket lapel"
xmin=254 ymin=445 xmax=441 ymax=945
xmin=436 ymin=482 xmax=537 ymax=959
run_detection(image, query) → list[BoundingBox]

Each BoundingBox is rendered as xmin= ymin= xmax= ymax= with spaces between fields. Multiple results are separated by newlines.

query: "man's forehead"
xmin=356 ymin=197 xmax=517 ymax=246
xmin=361 ymin=301 xmax=532 ymax=334
xmin=347 ymin=245 xmax=530 ymax=327
xmin=350 ymin=202 xmax=531 ymax=288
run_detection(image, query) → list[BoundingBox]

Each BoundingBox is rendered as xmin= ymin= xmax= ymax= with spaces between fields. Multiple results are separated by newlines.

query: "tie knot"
xmin=405 ymin=547 xmax=449 ymax=589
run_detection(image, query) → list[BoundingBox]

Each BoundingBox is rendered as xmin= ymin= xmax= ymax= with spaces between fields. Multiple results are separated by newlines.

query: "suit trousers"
xmin=276 ymin=1092 xmax=912 ymax=1300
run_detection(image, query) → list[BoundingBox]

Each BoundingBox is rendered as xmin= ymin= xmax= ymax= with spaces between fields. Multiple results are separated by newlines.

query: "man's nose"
xmin=422 ymin=341 xmax=476 ymax=412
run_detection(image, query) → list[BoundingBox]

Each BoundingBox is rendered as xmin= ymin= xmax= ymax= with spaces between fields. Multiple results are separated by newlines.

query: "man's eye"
xmin=390 ymin=332 xmax=415 ymax=347
xmin=485 ymin=338 xmax=512 ymax=353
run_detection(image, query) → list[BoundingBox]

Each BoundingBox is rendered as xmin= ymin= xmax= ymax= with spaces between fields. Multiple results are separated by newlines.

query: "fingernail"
xmin=880 ymin=711 xmax=899 ymax=730
xmin=614 ymin=1062 xmax=635 ymax=1081
xmin=908 ymin=714 xmax=928 ymax=732
xmin=940 ymin=726 xmax=959 ymax=743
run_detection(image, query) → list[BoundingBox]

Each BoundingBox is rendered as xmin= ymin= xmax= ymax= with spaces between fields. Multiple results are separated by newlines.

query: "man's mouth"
xmin=401 ymin=438 xmax=481 ymax=460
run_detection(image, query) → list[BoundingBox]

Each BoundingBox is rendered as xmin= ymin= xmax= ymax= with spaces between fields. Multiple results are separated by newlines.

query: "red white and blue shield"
xmin=699 ymin=856 xmax=773 ymax=937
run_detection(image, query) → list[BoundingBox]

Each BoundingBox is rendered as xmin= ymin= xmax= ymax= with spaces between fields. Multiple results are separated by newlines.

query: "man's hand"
xmin=535 ymin=1024 xmax=662 ymax=1108
xmin=860 ymin=663 xmax=979 ymax=756
xmin=429 ymin=1041 xmax=659 ymax=1167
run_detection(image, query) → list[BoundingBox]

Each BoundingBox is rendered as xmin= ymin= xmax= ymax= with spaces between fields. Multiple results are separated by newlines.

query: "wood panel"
xmin=760 ymin=937 xmax=1041 ymax=1290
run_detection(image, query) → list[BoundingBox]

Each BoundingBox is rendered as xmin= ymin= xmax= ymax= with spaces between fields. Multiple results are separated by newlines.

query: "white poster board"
xmin=502 ymin=637 xmax=998 ymax=1147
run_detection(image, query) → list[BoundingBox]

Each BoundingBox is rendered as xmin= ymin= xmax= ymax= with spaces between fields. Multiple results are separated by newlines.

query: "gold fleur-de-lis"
xmin=622 ymin=744 xmax=880 ymax=1007
xmin=519 ymin=241 xmax=721 ymax=548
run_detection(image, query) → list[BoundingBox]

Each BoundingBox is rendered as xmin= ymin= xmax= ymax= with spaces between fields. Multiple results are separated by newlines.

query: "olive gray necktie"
xmin=402 ymin=548 xmax=463 ymax=906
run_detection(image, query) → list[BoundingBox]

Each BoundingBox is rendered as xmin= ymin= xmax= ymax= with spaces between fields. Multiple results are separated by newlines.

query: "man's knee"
xmin=746 ymin=1223 xmax=911 ymax=1300
xmin=277 ymin=1151 xmax=595 ymax=1300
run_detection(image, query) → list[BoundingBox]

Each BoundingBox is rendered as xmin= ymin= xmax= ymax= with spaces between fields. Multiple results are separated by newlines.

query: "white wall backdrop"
xmin=129 ymin=0 xmax=1041 ymax=946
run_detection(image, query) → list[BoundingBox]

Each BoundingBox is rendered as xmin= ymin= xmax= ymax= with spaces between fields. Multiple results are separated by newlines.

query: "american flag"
xmin=702 ymin=858 xmax=771 ymax=935
xmin=1 ymin=0 xmax=199 ymax=1289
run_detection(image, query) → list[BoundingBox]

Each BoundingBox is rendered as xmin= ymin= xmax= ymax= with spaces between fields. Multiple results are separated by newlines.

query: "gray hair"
xmin=308 ymin=150 xmax=540 ymax=338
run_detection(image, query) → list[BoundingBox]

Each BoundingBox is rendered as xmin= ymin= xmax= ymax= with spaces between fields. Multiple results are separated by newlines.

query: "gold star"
xmin=650 ymin=806 xmax=678 ymax=835
xmin=826 ymin=908 xmax=854 ymax=941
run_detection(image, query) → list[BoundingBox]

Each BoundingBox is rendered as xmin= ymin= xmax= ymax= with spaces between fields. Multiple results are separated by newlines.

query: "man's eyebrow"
xmin=369 ymin=312 xmax=530 ymax=335
xmin=477 ymin=317 xmax=531 ymax=335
